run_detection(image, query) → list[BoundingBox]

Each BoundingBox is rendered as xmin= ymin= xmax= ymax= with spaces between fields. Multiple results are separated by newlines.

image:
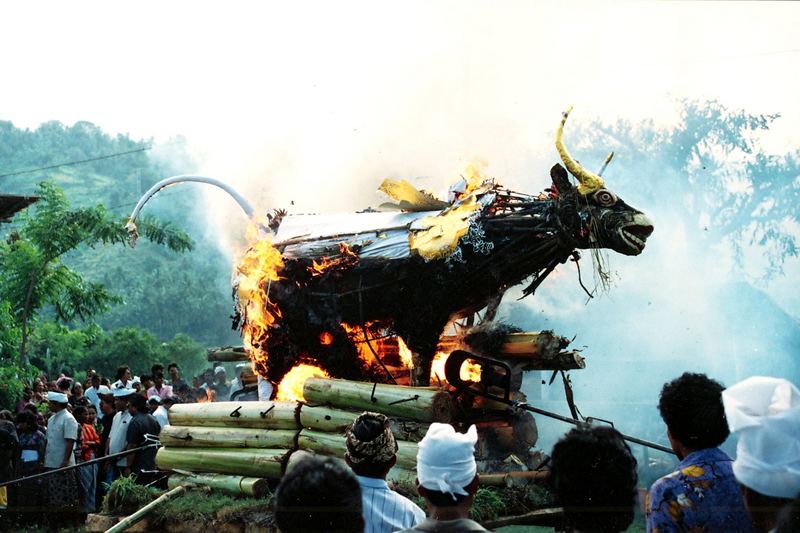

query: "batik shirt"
xmin=646 ymin=447 xmax=753 ymax=532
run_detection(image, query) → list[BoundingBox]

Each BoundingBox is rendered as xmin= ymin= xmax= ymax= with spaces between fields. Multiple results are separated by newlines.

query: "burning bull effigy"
xmin=125 ymin=108 xmax=654 ymax=505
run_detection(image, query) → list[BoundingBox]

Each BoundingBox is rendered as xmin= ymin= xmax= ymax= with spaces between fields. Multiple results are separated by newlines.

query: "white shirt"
xmin=111 ymin=379 xmax=131 ymax=390
xmin=108 ymin=410 xmax=133 ymax=466
xmin=257 ymin=376 xmax=273 ymax=401
xmin=85 ymin=386 xmax=103 ymax=419
xmin=355 ymin=475 xmax=425 ymax=533
xmin=153 ymin=406 xmax=169 ymax=429
xmin=44 ymin=409 xmax=80 ymax=468
xmin=229 ymin=378 xmax=242 ymax=400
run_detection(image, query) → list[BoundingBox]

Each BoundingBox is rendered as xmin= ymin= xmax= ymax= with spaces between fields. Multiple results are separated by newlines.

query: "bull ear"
xmin=550 ymin=163 xmax=573 ymax=195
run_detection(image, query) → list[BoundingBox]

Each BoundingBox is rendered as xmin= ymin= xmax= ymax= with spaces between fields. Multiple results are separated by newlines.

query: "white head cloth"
xmin=215 ymin=366 xmax=226 ymax=375
xmin=47 ymin=391 xmax=68 ymax=403
xmin=417 ymin=423 xmax=478 ymax=499
xmin=148 ymin=394 xmax=161 ymax=403
xmin=722 ymin=376 xmax=800 ymax=498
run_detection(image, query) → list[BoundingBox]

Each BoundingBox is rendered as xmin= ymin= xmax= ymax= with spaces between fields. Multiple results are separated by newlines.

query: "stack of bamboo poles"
xmin=156 ymin=378 xmax=451 ymax=493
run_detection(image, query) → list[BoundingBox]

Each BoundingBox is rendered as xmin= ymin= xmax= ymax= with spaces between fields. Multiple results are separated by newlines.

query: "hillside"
xmin=0 ymin=120 xmax=239 ymax=347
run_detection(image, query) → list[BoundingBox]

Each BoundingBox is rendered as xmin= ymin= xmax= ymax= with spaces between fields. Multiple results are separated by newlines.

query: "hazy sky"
xmin=2 ymin=1 xmax=799 ymax=239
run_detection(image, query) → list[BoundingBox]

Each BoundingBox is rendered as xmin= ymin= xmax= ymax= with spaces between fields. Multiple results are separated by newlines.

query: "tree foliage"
xmin=573 ymin=99 xmax=800 ymax=279
xmin=0 ymin=181 xmax=193 ymax=363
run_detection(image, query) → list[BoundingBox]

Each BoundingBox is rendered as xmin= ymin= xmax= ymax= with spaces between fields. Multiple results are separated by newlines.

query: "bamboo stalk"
xmin=299 ymin=404 xmax=358 ymax=433
xmin=386 ymin=467 xmax=417 ymax=488
xmin=303 ymin=378 xmax=454 ymax=423
xmin=297 ymin=429 xmax=418 ymax=470
xmin=207 ymin=347 xmax=250 ymax=362
xmin=520 ymin=351 xmax=585 ymax=370
xmin=160 ymin=425 xmax=297 ymax=449
xmin=478 ymin=470 xmax=549 ymax=487
xmin=167 ymin=473 xmax=270 ymax=497
xmin=482 ymin=507 xmax=564 ymax=529
xmin=296 ymin=429 xmax=346 ymax=457
xmin=104 ymin=485 xmax=187 ymax=533
xmin=168 ymin=401 xmax=299 ymax=430
xmin=156 ymin=447 xmax=287 ymax=479
xmin=299 ymin=404 xmax=430 ymax=442
xmin=499 ymin=332 xmax=569 ymax=357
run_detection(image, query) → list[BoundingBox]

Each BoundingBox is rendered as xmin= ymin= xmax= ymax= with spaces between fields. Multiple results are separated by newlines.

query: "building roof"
xmin=0 ymin=194 xmax=39 ymax=223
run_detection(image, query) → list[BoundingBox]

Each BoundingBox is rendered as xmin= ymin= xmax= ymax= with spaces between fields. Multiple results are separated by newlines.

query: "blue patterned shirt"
xmin=355 ymin=475 xmax=425 ymax=533
xmin=646 ymin=447 xmax=753 ymax=532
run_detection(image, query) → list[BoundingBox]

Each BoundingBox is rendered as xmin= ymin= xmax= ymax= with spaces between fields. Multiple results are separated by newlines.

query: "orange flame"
xmin=308 ymin=243 xmax=359 ymax=277
xmin=397 ymin=337 xmax=414 ymax=368
xmin=319 ymin=331 xmax=333 ymax=345
xmin=236 ymin=221 xmax=284 ymax=366
xmin=430 ymin=351 xmax=482 ymax=384
xmin=276 ymin=363 xmax=330 ymax=402
xmin=340 ymin=322 xmax=381 ymax=365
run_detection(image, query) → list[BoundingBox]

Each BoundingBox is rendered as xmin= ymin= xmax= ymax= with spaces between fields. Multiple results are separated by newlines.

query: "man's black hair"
xmin=168 ymin=363 xmax=179 ymax=371
xmin=116 ymin=365 xmax=130 ymax=380
xmin=72 ymin=405 xmax=88 ymax=418
xmin=347 ymin=415 xmax=395 ymax=478
xmin=151 ymin=363 xmax=164 ymax=376
xmin=129 ymin=393 xmax=148 ymax=413
xmin=274 ymin=455 xmax=363 ymax=533
xmin=658 ymin=372 xmax=729 ymax=449
xmin=550 ymin=425 xmax=638 ymax=533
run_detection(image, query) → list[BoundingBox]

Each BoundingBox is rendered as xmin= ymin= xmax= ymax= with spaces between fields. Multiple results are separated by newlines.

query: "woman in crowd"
xmin=12 ymin=410 xmax=46 ymax=510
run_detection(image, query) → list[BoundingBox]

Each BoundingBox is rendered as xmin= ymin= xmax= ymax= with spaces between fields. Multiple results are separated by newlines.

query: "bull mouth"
xmin=617 ymin=222 xmax=654 ymax=255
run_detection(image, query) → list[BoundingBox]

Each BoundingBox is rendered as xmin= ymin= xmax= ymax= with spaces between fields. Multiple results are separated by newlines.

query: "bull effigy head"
xmin=552 ymin=107 xmax=653 ymax=256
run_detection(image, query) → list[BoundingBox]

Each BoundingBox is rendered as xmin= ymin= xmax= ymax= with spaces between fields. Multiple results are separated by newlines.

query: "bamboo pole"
xmin=297 ymin=429 xmax=418 ymax=470
xmin=168 ymin=401 xmax=298 ymax=429
xmin=104 ymin=485 xmax=188 ymax=533
xmin=160 ymin=426 xmax=297 ymax=449
xmin=156 ymin=447 xmax=287 ymax=479
xmin=482 ymin=507 xmax=564 ymax=529
xmin=299 ymin=404 xmax=430 ymax=442
xmin=520 ymin=351 xmax=585 ymax=370
xmin=303 ymin=378 xmax=454 ymax=423
xmin=478 ymin=470 xmax=549 ymax=487
xmin=167 ymin=473 xmax=270 ymax=497
xmin=299 ymin=404 xmax=357 ymax=433
xmin=296 ymin=429 xmax=346 ymax=457
xmin=386 ymin=467 xmax=417 ymax=488
xmin=207 ymin=347 xmax=250 ymax=362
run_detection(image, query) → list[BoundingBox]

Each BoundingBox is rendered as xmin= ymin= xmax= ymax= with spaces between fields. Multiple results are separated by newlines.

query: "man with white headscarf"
xmin=722 ymin=376 xmax=800 ymax=533
xmin=43 ymin=391 xmax=80 ymax=517
xmin=397 ymin=422 xmax=488 ymax=532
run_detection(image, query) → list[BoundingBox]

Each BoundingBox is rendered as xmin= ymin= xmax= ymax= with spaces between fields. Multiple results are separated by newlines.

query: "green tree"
xmin=0 ymin=181 xmax=193 ymax=365
xmin=574 ymin=99 xmax=800 ymax=279
xmin=82 ymin=326 xmax=163 ymax=378
xmin=160 ymin=333 xmax=208 ymax=381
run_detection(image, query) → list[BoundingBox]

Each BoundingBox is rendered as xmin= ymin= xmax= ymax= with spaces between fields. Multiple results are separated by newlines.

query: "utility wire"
xmin=0 ymin=146 xmax=151 ymax=179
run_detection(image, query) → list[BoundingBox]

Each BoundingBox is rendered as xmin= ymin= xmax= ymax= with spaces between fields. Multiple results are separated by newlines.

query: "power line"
xmin=0 ymin=146 xmax=151 ymax=179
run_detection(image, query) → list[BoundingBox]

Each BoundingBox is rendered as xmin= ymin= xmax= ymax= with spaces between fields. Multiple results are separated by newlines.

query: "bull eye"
xmin=593 ymin=189 xmax=617 ymax=207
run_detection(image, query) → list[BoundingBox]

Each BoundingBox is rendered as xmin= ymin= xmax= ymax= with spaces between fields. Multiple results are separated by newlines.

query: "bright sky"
xmin=2 ymin=1 xmax=799 ymax=219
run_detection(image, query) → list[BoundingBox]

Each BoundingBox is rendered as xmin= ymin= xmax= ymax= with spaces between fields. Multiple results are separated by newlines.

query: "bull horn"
xmin=555 ymin=106 xmax=605 ymax=195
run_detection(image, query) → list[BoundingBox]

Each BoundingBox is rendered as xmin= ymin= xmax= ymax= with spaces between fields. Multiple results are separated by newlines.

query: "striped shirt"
xmin=356 ymin=475 xmax=425 ymax=533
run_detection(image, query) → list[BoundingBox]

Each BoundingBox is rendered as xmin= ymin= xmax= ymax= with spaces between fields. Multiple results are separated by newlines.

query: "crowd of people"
xmin=0 ymin=361 xmax=226 ymax=525
xmin=0 ymin=366 xmax=798 ymax=533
